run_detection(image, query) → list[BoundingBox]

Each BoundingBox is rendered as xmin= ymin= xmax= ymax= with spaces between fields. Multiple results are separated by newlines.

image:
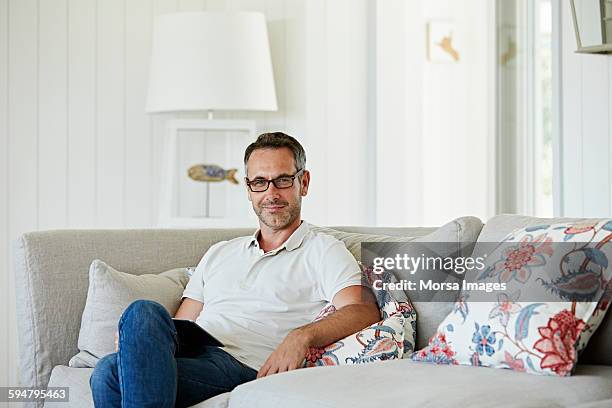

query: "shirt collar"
xmin=247 ymin=221 xmax=310 ymax=253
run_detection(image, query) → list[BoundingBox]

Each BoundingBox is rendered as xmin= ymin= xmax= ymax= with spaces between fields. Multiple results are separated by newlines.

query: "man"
xmin=90 ymin=132 xmax=381 ymax=407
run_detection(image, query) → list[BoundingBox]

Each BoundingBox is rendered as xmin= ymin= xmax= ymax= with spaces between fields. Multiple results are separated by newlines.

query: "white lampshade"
xmin=146 ymin=11 xmax=278 ymax=113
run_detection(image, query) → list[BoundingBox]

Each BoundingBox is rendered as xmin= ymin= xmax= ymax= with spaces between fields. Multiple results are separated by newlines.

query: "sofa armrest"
xmin=12 ymin=228 xmax=252 ymax=392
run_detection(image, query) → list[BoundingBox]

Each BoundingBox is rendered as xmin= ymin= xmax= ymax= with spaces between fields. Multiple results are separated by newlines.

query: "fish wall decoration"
xmin=188 ymin=164 xmax=239 ymax=184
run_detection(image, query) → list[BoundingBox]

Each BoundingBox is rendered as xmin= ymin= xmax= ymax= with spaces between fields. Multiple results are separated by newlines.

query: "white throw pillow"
xmin=69 ymin=260 xmax=189 ymax=368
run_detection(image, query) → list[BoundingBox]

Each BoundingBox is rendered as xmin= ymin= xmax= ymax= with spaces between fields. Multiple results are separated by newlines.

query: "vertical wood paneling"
xmin=402 ymin=1 xmax=425 ymax=227
xmin=8 ymin=0 xmax=39 ymax=386
xmin=559 ymin=4 xmax=612 ymax=218
xmin=150 ymin=0 xmax=178 ymax=225
xmin=326 ymin=0 xmax=351 ymax=224
xmin=174 ymin=0 xmax=207 ymax=220
xmin=581 ymin=55 xmax=610 ymax=217
xmin=326 ymin=0 xmax=368 ymax=225
xmin=38 ymin=0 xmax=68 ymax=230
xmin=67 ymin=0 xmax=96 ymax=227
xmin=560 ymin=2 xmax=583 ymax=216
xmin=96 ymin=0 xmax=125 ymax=227
xmin=302 ymin=0 xmax=328 ymax=225
xmin=125 ymin=0 xmax=153 ymax=227
xmin=376 ymin=0 xmax=424 ymax=226
xmin=347 ymin=0 xmax=368 ymax=224
xmin=0 ymin=0 xmax=8 ymax=390
xmin=422 ymin=0 xmax=447 ymax=225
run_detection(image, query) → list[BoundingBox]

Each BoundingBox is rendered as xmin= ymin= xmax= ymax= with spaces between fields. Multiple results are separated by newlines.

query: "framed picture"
xmin=159 ymin=119 xmax=258 ymax=228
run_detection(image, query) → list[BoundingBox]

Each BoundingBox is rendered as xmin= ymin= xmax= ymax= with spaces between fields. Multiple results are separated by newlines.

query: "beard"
xmin=253 ymin=196 xmax=301 ymax=230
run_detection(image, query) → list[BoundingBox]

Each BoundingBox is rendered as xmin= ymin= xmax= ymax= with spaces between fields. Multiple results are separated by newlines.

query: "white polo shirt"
xmin=181 ymin=221 xmax=363 ymax=370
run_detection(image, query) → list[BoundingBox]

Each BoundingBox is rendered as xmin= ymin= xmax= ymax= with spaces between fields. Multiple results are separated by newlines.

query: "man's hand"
xmin=256 ymin=285 xmax=380 ymax=379
xmin=257 ymin=328 xmax=310 ymax=378
xmin=114 ymin=330 xmax=119 ymax=352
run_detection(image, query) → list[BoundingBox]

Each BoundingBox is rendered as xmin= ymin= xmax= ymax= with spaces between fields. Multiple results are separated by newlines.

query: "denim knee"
xmin=90 ymin=353 xmax=118 ymax=390
xmin=121 ymin=300 xmax=169 ymax=324
xmin=123 ymin=299 xmax=167 ymax=318
xmin=119 ymin=299 xmax=174 ymax=337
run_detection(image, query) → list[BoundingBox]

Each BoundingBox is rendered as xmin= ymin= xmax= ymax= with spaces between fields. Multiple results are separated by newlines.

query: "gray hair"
xmin=243 ymin=132 xmax=306 ymax=175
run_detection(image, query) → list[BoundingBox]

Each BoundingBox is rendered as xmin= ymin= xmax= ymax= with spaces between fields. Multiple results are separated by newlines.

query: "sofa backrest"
xmin=474 ymin=214 xmax=612 ymax=366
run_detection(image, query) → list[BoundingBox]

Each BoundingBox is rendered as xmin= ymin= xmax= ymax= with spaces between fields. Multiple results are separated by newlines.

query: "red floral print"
xmin=533 ymin=310 xmax=586 ymax=376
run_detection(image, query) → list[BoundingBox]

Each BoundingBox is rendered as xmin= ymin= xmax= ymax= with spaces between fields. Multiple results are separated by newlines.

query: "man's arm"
xmin=174 ymin=298 xmax=204 ymax=320
xmin=257 ymin=285 xmax=380 ymax=378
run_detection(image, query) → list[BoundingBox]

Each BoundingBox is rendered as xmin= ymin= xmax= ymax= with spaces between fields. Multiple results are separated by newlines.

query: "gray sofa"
xmin=13 ymin=215 xmax=612 ymax=408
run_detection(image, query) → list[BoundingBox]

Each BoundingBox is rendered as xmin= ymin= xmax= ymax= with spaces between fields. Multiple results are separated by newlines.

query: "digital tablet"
xmin=172 ymin=319 xmax=224 ymax=349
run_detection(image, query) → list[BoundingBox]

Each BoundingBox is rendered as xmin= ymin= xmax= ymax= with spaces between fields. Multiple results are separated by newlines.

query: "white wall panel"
xmin=345 ymin=0 xmax=368 ymax=225
xmin=150 ymin=0 xmax=178 ymax=225
xmin=38 ymin=0 xmax=68 ymax=230
xmin=302 ymin=0 xmax=328 ymax=225
xmin=67 ymin=0 xmax=97 ymax=228
xmin=557 ymin=1 xmax=612 ymax=218
xmin=326 ymin=0 xmax=355 ymax=225
xmin=125 ymin=0 xmax=153 ymax=227
xmin=376 ymin=0 xmax=424 ymax=227
xmin=36 ymin=1 xmax=66 ymax=225
xmin=581 ymin=55 xmax=609 ymax=216
xmin=96 ymin=0 xmax=125 ymax=227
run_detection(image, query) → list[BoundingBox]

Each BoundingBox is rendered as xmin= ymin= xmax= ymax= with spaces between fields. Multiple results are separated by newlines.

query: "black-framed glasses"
xmin=245 ymin=169 xmax=304 ymax=192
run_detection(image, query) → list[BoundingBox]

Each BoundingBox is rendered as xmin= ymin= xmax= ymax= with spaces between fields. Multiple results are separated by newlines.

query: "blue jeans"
xmin=90 ymin=300 xmax=257 ymax=408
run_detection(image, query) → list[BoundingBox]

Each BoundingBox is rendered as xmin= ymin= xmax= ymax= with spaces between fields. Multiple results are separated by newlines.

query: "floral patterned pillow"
xmin=303 ymin=300 xmax=410 ymax=367
xmin=361 ymin=263 xmax=418 ymax=358
xmin=412 ymin=220 xmax=612 ymax=376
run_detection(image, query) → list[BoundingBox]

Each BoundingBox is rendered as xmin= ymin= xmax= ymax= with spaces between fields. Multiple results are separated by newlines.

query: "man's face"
xmin=246 ymin=147 xmax=309 ymax=231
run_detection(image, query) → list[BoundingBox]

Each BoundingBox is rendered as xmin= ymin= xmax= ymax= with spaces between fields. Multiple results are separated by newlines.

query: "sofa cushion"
xmin=69 ymin=260 xmax=189 ymax=368
xmin=47 ymin=361 xmax=612 ymax=408
xmin=474 ymin=214 xmax=612 ymax=366
xmin=314 ymin=216 xmax=484 ymax=349
xmin=46 ymin=365 xmax=230 ymax=408
xmin=228 ymin=359 xmax=612 ymax=408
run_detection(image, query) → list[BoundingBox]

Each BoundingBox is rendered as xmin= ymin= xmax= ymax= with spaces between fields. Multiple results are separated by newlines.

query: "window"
xmin=496 ymin=0 xmax=553 ymax=217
